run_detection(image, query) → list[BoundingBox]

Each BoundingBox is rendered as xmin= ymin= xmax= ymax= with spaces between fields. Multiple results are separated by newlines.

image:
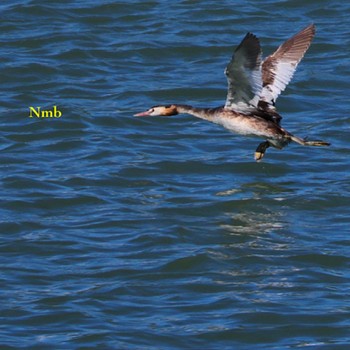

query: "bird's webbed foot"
xmin=254 ymin=141 xmax=270 ymax=162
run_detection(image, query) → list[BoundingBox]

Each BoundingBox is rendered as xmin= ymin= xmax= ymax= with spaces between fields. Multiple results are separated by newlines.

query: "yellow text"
xmin=29 ymin=106 xmax=62 ymax=118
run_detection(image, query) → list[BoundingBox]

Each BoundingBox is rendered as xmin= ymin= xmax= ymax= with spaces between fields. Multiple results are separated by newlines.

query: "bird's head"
xmin=134 ymin=105 xmax=178 ymax=117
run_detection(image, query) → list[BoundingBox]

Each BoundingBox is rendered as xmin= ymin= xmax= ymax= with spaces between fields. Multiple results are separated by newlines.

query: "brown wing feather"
xmin=260 ymin=24 xmax=316 ymax=107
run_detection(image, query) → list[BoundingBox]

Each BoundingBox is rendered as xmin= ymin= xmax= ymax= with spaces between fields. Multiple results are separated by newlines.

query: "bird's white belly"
xmin=214 ymin=116 xmax=269 ymax=137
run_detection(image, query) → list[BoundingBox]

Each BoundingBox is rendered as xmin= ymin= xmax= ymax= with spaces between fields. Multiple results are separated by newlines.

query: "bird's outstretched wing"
xmin=224 ymin=33 xmax=262 ymax=112
xmin=259 ymin=24 xmax=315 ymax=108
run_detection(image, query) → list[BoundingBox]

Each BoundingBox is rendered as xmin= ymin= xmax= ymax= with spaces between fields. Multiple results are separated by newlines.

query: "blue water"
xmin=1 ymin=1 xmax=350 ymax=349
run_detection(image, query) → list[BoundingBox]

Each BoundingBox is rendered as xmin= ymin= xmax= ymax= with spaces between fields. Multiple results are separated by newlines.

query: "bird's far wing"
xmin=224 ymin=33 xmax=262 ymax=112
xmin=260 ymin=24 xmax=316 ymax=108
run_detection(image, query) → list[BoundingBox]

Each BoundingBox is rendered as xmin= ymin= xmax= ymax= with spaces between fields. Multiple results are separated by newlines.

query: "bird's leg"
xmin=255 ymin=141 xmax=270 ymax=162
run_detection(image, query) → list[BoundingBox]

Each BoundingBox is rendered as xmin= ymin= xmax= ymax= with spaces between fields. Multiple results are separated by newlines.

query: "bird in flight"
xmin=135 ymin=24 xmax=330 ymax=161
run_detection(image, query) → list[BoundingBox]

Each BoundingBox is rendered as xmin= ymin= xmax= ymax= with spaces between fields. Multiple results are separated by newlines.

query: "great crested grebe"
xmin=134 ymin=24 xmax=330 ymax=161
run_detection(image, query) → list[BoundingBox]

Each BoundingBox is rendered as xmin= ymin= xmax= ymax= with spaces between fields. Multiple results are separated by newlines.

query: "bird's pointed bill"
xmin=134 ymin=110 xmax=152 ymax=117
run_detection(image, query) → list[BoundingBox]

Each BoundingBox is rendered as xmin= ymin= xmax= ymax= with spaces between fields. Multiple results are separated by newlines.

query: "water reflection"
xmin=215 ymin=181 xmax=291 ymax=236
xmin=221 ymin=211 xmax=285 ymax=236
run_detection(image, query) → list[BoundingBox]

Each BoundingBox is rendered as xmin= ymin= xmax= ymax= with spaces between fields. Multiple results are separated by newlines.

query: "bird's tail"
xmin=290 ymin=135 xmax=330 ymax=147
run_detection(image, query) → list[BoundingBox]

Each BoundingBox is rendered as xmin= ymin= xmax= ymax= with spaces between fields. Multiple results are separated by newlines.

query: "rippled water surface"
xmin=1 ymin=1 xmax=350 ymax=349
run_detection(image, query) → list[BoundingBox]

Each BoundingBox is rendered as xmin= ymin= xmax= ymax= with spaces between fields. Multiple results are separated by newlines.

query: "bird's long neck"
xmin=175 ymin=104 xmax=220 ymax=122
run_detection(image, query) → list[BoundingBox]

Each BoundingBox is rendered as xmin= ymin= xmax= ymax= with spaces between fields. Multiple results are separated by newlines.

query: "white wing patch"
xmin=261 ymin=61 xmax=297 ymax=105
